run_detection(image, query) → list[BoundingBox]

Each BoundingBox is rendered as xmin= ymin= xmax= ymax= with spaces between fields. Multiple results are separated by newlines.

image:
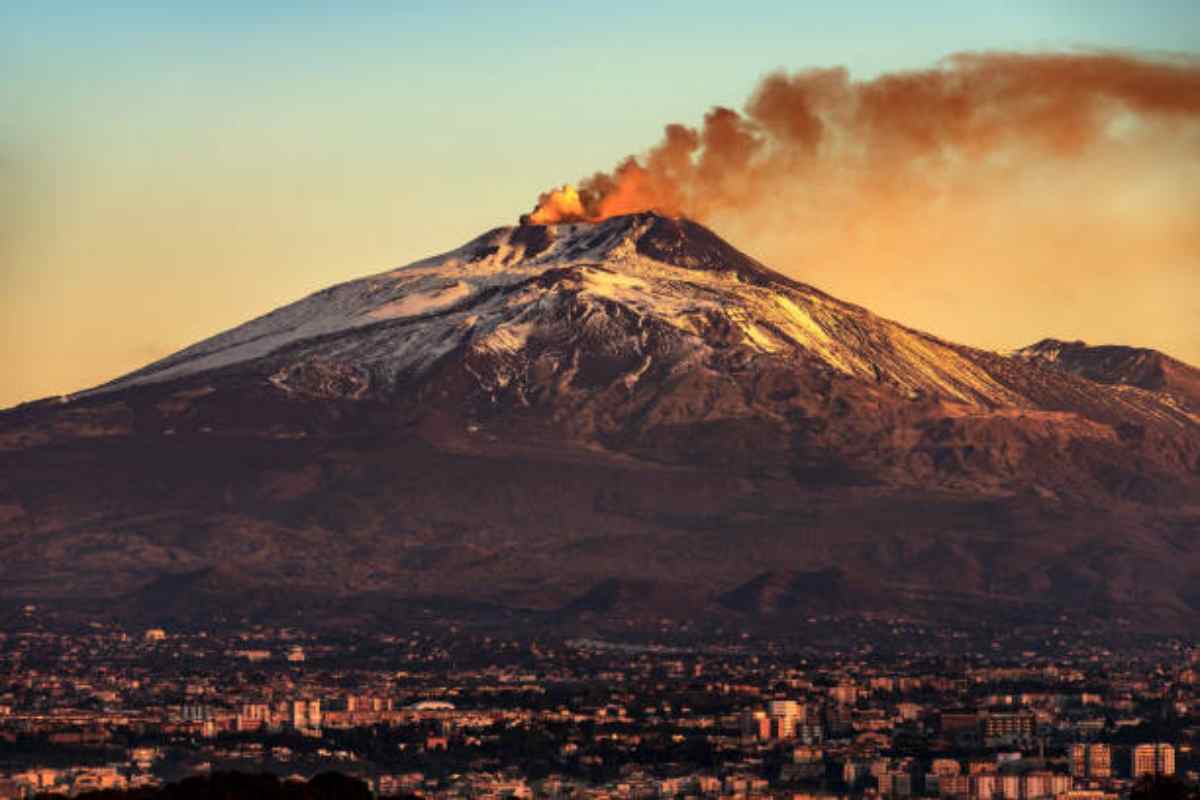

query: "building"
xmin=938 ymin=773 xmax=971 ymax=798
xmin=1132 ymin=743 xmax=1175 ymax=778
xmin=768 ymin=699 xmax=803 ymax=721
xmin=982 ymin=711 xmax=1036 ymax=746
xmin=291 ymin=699 xmax=321 ymax=731
xmin=1088 ymin=743 xmax=1113 ymax=778
xmin=1071 ymin=743 xmax=1112 ymax=779
xmin=878 ymin=770 xmax=913 ymax=797
xmin=179 ymin=704 xmax=210 ymax=723
xmin=740 ymin=709 xmax=770 ymax=741
xmin=1070 ymin=744 xmax=1087 ymax=777
xmin=768 ymin=699 xmax=806 ymax=739
xmin=742 ymin=700 xmax=817 ymax=742
xmin=1020 ymin=771 xmax=1070 ymax=799
xmin=831 ymin=683 xmax=859 ymax=705
xmin=1058 ymin=792 xmax=1118 ymax=800
xmin=796 ymin=722 xmax=825 ymax=744
xmin=926 ymin=759 xmax=961 ymax=794
xmin=971 ymin=772 xmax=998 ymax=800
xmin=237 ymin=703 xmax=271 ymax=732
xmin=941 ymin=711 xmax=982 ymax=747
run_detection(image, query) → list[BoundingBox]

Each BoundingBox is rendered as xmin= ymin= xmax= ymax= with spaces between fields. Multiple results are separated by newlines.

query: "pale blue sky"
xmin=2 ymin=1 xmax=1198 ymax=406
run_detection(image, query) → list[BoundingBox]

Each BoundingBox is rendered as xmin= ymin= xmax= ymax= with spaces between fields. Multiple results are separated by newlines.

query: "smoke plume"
xmin=526 ymin=51 xmax=1200 ymax=361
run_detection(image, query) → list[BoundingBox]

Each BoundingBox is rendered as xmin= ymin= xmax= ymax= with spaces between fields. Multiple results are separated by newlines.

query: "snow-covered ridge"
xmin=82 ymin=214 xmax=1072 ymax=408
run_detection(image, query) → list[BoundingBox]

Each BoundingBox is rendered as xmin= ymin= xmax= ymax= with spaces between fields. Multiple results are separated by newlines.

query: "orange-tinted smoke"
xmin=524 ymin=51 xmax=1200 ymax=225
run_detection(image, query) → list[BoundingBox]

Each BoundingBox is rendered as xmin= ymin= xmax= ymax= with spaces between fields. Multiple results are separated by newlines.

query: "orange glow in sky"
xmin=3 ymin=5 xmax=1198 ymax=409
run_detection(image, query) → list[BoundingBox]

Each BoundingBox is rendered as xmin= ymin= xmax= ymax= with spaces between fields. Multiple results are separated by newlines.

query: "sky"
xmin=2 ymin=1 xmax=1198 ymax=408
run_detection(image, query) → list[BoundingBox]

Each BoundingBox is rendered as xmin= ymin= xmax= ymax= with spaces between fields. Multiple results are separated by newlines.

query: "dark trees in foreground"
xmin=1131 ymin=775 xmax=1200 ymax=800
xmin=35 ymin=771 xmax=372 ymax=800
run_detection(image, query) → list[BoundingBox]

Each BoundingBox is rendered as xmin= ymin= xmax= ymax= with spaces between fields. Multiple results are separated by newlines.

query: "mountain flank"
xmin=2 ymin=213 xmax=1198 ymax=631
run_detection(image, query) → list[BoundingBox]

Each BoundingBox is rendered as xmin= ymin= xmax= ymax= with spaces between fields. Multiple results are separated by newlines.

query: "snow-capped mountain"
xmin=89 ymin=212 xmax=1195 ymax=435
xmin=3 ymin=213 xmax=1200 ymax=631
xmin=98 ymin=213 xmax=1025 ymax=405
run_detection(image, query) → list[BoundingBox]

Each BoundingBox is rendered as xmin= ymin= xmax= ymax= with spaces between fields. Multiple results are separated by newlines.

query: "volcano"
xmin=2 ymin=213 xmax=1199 ymax=631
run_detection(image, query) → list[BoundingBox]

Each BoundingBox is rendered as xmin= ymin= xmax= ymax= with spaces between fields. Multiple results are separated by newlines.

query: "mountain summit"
xmin=3 ymin=214 xmax=1199 ymax=630
xmin=89 ymin=212 xmax=1038 ymax=407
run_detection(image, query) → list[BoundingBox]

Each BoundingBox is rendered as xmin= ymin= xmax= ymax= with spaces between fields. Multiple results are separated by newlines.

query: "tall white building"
xmin=1132 ymin=743 xmax=1175 ymax=778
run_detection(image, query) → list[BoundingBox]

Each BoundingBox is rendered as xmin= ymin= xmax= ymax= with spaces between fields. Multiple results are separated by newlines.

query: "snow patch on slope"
xmin=82 ymin=214 xmax=1060 ymax=411
xmin=366 ymin=281 xmax=472 ymax=320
